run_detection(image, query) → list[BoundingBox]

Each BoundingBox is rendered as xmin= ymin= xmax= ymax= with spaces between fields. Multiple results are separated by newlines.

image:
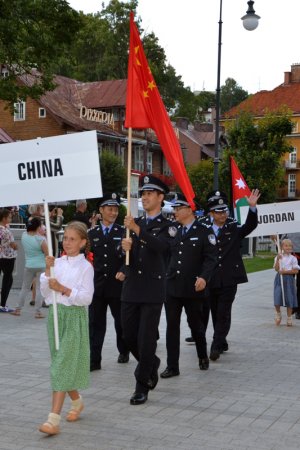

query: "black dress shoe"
xmin=295 ymin=312 xmax=300 ymax=319
xmin=199 ymin=358 xmax=209 ymax=370
xmin=90 ymin=362 xmax=101 ymax=371
xmin=185 ymin=337 xmax=195 ymax=344
xmin=160 ymin=367 xmax=180 ymax=378
xmin=118 ymin=353 xmax=129 ymax=363
xmin=209 ymin=349 xmax=221 ymax=361
xmin=222 ymin=342 xmax=229 ymax=352
xmin=130 ymin=392 xmax=148 ymax=405
xmin=147 ymin=357 xmax=160 ymax=390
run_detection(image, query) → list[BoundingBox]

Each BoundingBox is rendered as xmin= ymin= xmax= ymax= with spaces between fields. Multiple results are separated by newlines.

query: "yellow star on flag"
xmin=148 ymin=80 xmax=156 ymax=91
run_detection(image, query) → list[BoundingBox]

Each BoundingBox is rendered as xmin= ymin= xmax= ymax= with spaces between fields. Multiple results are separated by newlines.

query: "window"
xmin=292 ymin=122 xmax=298 ymax=133
xmin=163 ymin=158 xmax=172 ymax=176
xmin=14 ymin=101 xmax=26 ymax=121
xmin=133 ymin=147 xmax=144 ymax=171
xmin=288 ymin=174 xmax=296 ymax=196
xmin=39 ymin=107 xmax=46 ymax=118
xmin=289 ymin=147 xmax=297 ymax=165
xmin=119 ymin=146 xmax=125 ymax=166
xmin=146 ymin=151 xmax=152 ymax=173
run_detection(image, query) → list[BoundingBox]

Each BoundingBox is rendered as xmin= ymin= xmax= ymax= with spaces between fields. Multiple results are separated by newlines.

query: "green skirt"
xmin=47 ymin=304 xmax=90 ymax=392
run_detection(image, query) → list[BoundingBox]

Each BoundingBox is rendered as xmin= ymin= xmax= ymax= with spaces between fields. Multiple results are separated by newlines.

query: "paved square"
xmin=1 ymin=269 xmax=300 ymax=449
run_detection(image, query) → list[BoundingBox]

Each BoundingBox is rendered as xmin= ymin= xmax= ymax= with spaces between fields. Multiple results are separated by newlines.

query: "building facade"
xmin=224 ymin=64 xmax=300 ymax=201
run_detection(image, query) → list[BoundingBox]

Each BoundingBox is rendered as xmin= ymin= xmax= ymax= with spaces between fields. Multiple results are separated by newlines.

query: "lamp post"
xmin=213 ymin=0 xmax=260 ymax=190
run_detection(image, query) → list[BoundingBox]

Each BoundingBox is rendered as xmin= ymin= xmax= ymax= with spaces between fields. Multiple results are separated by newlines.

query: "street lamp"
xmin=213 ymin=0 xmax=260 ymax=190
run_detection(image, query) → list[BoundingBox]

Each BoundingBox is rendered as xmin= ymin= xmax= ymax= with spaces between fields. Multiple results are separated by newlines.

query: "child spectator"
xmin=274 ymin=239 xmax=300 ymax=326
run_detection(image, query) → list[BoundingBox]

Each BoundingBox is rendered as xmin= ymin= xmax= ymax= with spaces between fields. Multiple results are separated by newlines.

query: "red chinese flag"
xmin=230 ymin=156 xmax=251 ymax=208
xmin=125 ymin=12 xmax=195 ymax=209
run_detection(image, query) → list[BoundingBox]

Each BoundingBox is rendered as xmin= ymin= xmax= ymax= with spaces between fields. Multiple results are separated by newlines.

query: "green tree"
xmin=219 ymin=110 xmax=293 ymax=203
xmin=174 ymin=87 xmax=200 ymax=121
xmin=54 ymin=0 xmax=185 ymax=111
xmin=196 ymin=90 xmax=216 ymax=113
xmin=87 ymin=150 xmax=126 ymax=215
xmin=173 ymin=88 xmax=216 ymax=122
xmin=0 ymin=0 xmax=81 ymax=107
xmin=220 ymin=78 xmax=248 ymax=114
xmin=187 ymin=159 xmax=214 ymax=207
xmin=100 ymin=150 xmax=126 ymax=194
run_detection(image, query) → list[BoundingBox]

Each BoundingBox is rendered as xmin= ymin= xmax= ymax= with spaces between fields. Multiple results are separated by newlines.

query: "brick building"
xmin=0 ymin=71 xmax=221 ymax=191
xmin=224 ymin=64 xmax=300 ymax=201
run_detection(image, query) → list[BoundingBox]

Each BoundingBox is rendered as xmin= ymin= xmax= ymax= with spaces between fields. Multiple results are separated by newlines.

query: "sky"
xmin=68 ymin=0 xmax=300 ymax=95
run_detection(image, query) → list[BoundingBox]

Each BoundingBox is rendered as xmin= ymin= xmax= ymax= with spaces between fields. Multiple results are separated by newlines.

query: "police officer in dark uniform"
xmin=88 ymin=193 xmax=129 ymax=371
xmin=160 ymin=194 xmax=217 ymax=378
xmin=201 ymin=189 xmax=260 ymax=362
xmin=121 ymin=175 xmax=171 ymax=405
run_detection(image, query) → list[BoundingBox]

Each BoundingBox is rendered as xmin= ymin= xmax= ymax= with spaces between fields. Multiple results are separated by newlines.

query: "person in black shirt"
xmin=88 ymin=193 xmax=128 ymax=371
xmin=160 ymin=194 xmax=217 ymax=378
xmin=73 ymin=199 xmax=91 ymax=229
xmin=121 ymin=175 xmax=171 ymax=405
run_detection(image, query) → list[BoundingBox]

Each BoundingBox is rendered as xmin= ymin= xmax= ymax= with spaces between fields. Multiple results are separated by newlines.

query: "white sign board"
xmin=239 ymin=200 xmax=300 ymax=237
xmin=0 ymin=131 xmax=102 ymax=206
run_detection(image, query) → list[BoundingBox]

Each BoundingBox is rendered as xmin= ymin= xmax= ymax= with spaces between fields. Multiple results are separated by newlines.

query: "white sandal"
xmin=287 ymin=316 xmax=293 ymax=327
xmin=274 ymin=312 xmax=282 ymax=326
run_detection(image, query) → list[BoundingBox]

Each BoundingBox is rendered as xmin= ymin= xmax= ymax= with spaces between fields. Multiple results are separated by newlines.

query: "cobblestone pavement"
xmin=1 ymin=269 xmax=300 ymax=450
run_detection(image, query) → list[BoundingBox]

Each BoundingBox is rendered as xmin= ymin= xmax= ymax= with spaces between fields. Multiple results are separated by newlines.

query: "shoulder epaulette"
xmin=226 ymin=217 xmax=237 ymax=225
xmin=199 ymin=221 xmax=211 ymax=229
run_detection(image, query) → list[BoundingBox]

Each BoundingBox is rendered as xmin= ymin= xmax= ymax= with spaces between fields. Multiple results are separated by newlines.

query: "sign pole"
xmin=44 ymin=200 xmax=60 ymax=350
xmin=276 ymin=234 xmax=286 ymax=307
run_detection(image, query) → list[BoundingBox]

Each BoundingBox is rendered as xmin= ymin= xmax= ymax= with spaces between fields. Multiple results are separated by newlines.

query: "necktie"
xmin=182 ymin=226 xmax=187 ymax=236
xmin=146 ymin=218 xmax=152 ymax=225
xmin=104 ymin=227 xmax=109 ymax=236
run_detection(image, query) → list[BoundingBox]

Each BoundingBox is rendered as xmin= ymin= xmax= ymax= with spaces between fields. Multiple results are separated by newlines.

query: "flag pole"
xmin=43 ymin=200 xmax=60 ymax=350
xmin=276 ymin=234 xmax=286 ymax=307
xmin=125 ymin=127 xmax=132 ymax=265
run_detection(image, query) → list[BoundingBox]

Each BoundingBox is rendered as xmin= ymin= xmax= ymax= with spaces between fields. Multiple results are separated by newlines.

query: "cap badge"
xmin=112 ymin=193 xmax=117 ymax=199
xmin=216 ymin=191 xmax=220 ymax=196
xmin=219 ymin=199 xmax=224 ymax=205
xmin=144 ymin=176 xmax=149 ymax=183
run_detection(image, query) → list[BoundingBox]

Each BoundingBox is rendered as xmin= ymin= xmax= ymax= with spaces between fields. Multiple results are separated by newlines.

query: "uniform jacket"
xmin=167 ymin=220 xmax=217 ymax=299
xmin=88 ymin=223 xmax=124 ymax=298
xmin=199 ymin=208 xmax=258 ymax=288
xmin=121 ymin=214 xmax=171 ymax=304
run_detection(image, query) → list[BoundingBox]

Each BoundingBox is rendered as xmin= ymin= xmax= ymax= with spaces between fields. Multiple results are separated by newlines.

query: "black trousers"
xmin=209 ymin=285 xmax=237 ymax=350
xmin=165 ymin=296 xmax=208 ymax=370
xmin=89 ymin=296 xmax=128 ymax=365
xmin=121 ymin=301 xmax=162 ymax=394
xmin=0 ymin=258 xmax=15 ymax=307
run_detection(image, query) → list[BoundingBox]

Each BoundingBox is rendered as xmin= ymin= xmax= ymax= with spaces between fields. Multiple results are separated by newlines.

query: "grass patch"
xmin=243 ymin=251 xmax=275 ymax=273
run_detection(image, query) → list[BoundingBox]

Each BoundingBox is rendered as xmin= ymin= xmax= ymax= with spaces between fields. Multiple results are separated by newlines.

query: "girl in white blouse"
xmin=39 ymin=221 xmax=94 ymax=436
xmin=274 ymin=239 xmax=300 ymax=327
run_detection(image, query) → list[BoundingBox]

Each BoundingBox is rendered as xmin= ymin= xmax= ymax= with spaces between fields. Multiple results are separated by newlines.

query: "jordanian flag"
xmin=230 ymin=156 xmax=251 ymax=224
